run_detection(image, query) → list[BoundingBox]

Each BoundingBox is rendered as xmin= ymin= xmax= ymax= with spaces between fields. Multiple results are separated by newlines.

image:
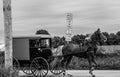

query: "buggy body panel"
xmin=13 ymin=34 xmax=52 ymax=61
xmin=13 ymin=38 xmax=30 ymax=60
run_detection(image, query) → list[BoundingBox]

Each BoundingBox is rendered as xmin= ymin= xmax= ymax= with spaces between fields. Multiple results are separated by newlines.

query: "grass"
xmin=69 ymin=51 xmax=120 ymax=70
xmin=0 ymin=67 xmax=19 ymax=77
xmin=1 ymin=50 xmax=120 ymax=70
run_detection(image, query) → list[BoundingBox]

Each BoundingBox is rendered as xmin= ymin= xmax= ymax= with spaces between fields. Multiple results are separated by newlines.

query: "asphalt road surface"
xmin=19 ymin=70 xmax=120 ymax=77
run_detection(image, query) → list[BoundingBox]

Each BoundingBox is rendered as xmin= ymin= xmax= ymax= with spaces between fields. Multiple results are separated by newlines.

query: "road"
xmin=19 ymin=70 xmax=120 ymax=77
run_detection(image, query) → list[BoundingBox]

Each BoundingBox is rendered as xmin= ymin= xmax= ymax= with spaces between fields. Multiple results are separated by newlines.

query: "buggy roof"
xmin=13 ymin=34 xmax=51 ymax=39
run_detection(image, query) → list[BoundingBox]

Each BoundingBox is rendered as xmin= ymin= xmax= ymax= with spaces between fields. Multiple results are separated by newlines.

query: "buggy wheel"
xmin=50 ymin=57 xmax=64 ymax=75
xmin=23 ymin=64 xmax=32 ymax=75
xmin=13 ymin=57 xmax=20 ymax=70
xmin=30 ymin=57 xmax=49 ymax=77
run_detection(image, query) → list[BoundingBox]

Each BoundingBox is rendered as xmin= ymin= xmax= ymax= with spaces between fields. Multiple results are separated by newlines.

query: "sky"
xmin=0 ymin=0 xmax=120 ymax=43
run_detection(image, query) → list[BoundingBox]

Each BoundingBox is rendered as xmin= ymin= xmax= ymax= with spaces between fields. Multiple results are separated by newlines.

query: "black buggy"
xmin=12 ymin=34 xmax=64 ymax=77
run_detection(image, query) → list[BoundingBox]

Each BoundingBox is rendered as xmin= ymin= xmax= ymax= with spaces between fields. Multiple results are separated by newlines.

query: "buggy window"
xmin=40 ymin=39 xmax=50 ymax=48
xmin=29 ymin=39 xmax=50 ymax=48
xmin=29 ymin=39 xmax=40 ymax=48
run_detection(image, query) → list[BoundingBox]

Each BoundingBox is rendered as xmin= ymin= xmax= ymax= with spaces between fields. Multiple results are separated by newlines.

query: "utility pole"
xmin=66 ymin=13 xmax=73 ymax=44
xmin=3 ymin=0 xmax=13 ymax=76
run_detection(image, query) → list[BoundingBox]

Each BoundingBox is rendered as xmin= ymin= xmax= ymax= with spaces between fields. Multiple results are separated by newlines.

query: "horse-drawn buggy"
xmin=0 ymin=29 xmax=107 ymax=77
xmin=13 ymin=34 xmax=65 ymax=77
xmin=0 ymin=34 xmax=64 ymax=77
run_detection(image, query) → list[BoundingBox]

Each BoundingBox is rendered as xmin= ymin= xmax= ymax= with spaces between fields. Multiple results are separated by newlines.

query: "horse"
xmin=60 ymin=29 xmax=107 ymax=77
xmin=61 ymin=43 xmax=97 ymax=76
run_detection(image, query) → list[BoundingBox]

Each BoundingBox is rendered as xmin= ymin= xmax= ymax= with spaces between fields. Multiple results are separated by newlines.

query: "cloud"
xmin=1 ymin=0 xmax=120 ymax=43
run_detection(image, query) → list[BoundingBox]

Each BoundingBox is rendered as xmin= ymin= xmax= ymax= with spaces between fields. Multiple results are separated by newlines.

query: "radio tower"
xmin=66 ymin=13 xmax=73 ymax=43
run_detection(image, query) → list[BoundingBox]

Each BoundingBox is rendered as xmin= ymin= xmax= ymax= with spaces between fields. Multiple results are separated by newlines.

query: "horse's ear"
xmin=96 ymin=28 xmax=101 ymax=33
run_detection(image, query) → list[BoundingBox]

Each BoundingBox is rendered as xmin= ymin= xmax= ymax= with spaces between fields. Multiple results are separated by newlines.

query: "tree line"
xmin=36 ymin=29 xmax=120 ymax=46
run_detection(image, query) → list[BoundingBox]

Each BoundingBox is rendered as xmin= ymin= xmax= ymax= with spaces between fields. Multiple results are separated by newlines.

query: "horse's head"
xmin=99 ymin=32 xmax=107 ymax=43
xmin=85 ymin=28 xmax=107 ymax=46
xmin=94 ymin=29 xmax=107 ymax=45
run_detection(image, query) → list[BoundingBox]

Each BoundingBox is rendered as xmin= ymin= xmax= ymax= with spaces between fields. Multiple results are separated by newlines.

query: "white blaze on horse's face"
xmin=100 ymin=33 xmax=107 ymax=42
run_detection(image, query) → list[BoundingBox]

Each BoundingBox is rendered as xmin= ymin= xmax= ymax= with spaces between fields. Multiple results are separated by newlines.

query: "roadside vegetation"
xmin=69 ymin=51 xmax=120 ymax=70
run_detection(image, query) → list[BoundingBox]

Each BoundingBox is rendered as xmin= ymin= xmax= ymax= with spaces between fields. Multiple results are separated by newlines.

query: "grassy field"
xmin=69 ymin=51 xmax=120 ymax=70
xmin=1 ymin=45 xmax=120 ymax=70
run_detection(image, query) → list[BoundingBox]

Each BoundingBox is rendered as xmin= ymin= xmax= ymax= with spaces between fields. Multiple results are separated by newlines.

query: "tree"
xmin=72 ymin=34 xmax=86 ymax=44
xmin=115 ymin=31 xmax=120 ymax=45
xmin=59 ymin=36 xmax=66 ymax=45
xmin=108 ymin=33 xmax=117 ymax=45
xmin=36 ymin=29 xmax=50 ymax=35
xmin=52 ymin=36 xmax=66 ymax=48
xmin=52 ymin=36 xmax=61 ymax=48
xmin=116 ymin=31 xmax=120 ymax=36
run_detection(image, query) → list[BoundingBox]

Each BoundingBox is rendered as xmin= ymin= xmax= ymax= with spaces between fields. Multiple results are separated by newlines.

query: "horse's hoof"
xmin=89 ymin=71 xmax=92 ymax=74
xmin=70 ymin=75 xmax=73 ymax=77
xmin=68 ymin=74 xmax=73 ymax=77
xmin=63 ymin=73 xmax=66 ymax=76
xmin=92 ymin=75 xmax=96 ymax=77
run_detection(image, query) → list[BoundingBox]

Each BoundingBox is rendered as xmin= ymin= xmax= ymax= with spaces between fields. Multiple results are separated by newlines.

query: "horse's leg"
xmin=88 ymin=54 xmax=95 ymax=77
xmin=61 ymin=55 xmax=72 ymax=76
xmin=91 ymin=53 xmax=97 ymax=68
xmin=61 ymin=56 xmax=68 ymax=75
xmin=65 ymin=56 xmax=73 ymax=77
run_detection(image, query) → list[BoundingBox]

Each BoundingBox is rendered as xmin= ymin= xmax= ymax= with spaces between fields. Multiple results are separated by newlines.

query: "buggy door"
xmin=29 ymin=38 xmax=51 ymax=60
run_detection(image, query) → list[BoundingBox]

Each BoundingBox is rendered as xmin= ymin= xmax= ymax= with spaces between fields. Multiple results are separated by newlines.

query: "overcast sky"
xmin=0 ymin=0 xmax=120 ymax=43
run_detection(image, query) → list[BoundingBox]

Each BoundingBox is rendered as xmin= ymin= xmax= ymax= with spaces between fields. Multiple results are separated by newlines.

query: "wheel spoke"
xmin=13 ymin=57 xmax=20 ymax=71
xmin=30 ymin=57 xmax=49 ymax=77
xmin=41 ymin=71 xmax=43 ymax=77
xmin=50 ymin=61 xmax=64 ymax=75
xmin=23 ymin=64 xmax=32 ymax=75
xmin=36 ymin=59 xmax=40 ymax=66
xmin=33 ymin=60 xmax=39 ymax=67
xmin=35 ymin=70 xmax=38 ymax=76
